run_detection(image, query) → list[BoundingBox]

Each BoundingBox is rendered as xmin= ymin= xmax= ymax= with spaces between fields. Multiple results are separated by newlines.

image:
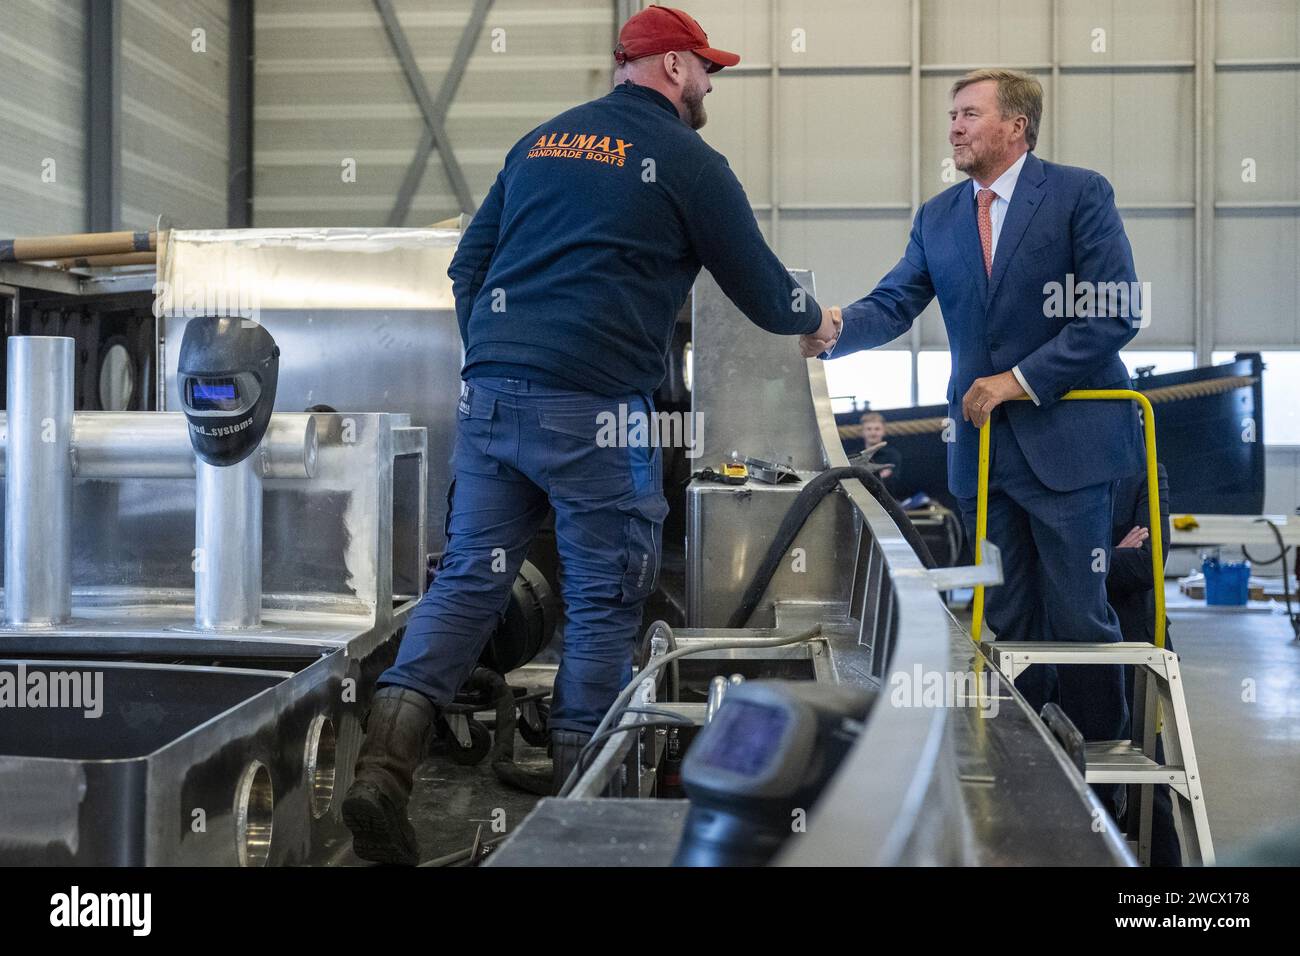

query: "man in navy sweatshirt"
xmin=343 ymin=4 xmax=840 ymax=864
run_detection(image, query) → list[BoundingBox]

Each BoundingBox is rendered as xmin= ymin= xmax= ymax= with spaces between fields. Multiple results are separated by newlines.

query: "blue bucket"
xmin=1202 ymin=557 xmax=1251 ymax=606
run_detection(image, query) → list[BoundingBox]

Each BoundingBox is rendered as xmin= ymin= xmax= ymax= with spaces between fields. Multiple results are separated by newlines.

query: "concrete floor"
xmin=1164 ymin=586 xmax=1300 ymax=858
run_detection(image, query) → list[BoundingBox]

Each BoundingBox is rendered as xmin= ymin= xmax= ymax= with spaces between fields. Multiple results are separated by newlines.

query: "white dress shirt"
xmin=972 ymin=150 xmax=1027 ymax=264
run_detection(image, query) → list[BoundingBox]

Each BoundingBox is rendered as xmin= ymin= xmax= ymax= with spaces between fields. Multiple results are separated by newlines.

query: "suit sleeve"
xmin=1108 ymin=463 xmax=1170 ymax=596
xmin=447 ymin=170 xmax=507 ymax=346
xmin=683 ymin=157 xmax=821 ymax=335
xmin=829 ymin=205 xmax=936 ymax=357
xmin=1014 ymin=173 xmax=1141 ymax=406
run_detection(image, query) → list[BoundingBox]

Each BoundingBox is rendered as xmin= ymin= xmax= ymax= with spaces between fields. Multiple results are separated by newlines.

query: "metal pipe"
xmin=5 ymin=336 xmax=74 ymax=626
xmin=0 ymin=412 xmax=317 ymax=479
xmin=1198 ymin=0 xmax=1217 ymax=368
xmin=195 ymin=454 xmax=262 ymax=629
xmin=705 ymin=675 xmax=728 ymax=722
xmin=261 ymin=415 xmax=318 ymax=480
xmin=71 ymin=414 xmax=204 ymax=478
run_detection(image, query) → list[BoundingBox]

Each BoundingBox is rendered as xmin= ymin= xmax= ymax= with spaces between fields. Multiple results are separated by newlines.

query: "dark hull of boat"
xmin=836 ymin=353 xmax=1265 ymax=517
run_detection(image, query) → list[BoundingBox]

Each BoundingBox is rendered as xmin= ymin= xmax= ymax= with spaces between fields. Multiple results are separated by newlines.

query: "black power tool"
xmin=673 ymin=680 xmax=874 ymax=867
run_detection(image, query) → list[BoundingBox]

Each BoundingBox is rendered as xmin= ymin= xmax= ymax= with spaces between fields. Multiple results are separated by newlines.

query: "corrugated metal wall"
xmin=1215 ymin=0 xmax=1300 ymax=349
xmin=253 ymin=0 xmax=615 ymax=226
xmin=120 ymin=0 xmax=230 ymax=229
xmin=0 ymin=0 xmax=1294 ymax=358
xmin=253 ymin=0 xmax=1290 ymax=362
xmin=0 ymin=0 xmax=229 ymax=237
xmin=689 ymin=0 xmax=1300 ymax=358
xmin=0 ymin=0 xmax=87 ymax=235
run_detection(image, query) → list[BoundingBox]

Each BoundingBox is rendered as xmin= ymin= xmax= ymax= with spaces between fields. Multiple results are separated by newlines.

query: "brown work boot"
xmin=342 ymin=685 xmax=434 ymax=866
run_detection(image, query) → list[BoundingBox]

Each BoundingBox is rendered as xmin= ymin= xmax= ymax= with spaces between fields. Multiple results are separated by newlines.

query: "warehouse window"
xmin=1211 ymin=350 xmax=1240 ymax=370
xmin=825 ymin=350 xmax=912 ymax=414
xmin=917 ymin=351 xmax=953 ymax=406
xmin=1121 ymin=350 xmax=1196 ymax=379
xmin=1214 ymin=350 xmax=1300 ymax=447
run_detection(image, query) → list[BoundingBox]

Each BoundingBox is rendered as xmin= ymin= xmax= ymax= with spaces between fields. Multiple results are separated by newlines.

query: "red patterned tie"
xmin=977 ymin=187 xmax=995 ymax=276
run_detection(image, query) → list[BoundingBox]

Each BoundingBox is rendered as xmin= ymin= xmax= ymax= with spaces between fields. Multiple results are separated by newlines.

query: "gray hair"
xmin=951 ymin=68 xmax=1043 ymax=149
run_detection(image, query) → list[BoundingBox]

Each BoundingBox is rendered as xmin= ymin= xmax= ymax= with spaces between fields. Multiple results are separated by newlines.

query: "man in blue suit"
xmin=805 ymin=69 xmax=1145 ymax=794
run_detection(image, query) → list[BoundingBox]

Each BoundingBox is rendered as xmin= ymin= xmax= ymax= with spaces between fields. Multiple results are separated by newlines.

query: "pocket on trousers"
xmin=537 ymin=407 xmax=604 ymax=442
xmin=451 ymin=385 xmax=499 ymax=476
xmin=618 ymin=492 xmax=669 ymax=603
xmin=538 ymin=402 xmax=642 ymax=489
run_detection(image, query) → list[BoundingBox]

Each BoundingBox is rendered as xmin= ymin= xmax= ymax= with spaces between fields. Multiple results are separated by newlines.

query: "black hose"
xmin=464 ymin=666 xmax=552 ymax=795
xmin=1241 ymin=542 xmax=1286 ymax=565
xmin=1249 ymin=519 xmax=1299 ymax=640
xmin=726 ymin=465 xmax=938 ymax=630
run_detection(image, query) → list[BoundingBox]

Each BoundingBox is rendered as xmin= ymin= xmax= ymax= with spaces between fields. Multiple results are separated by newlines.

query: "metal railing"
xmin=777 ymin=362 xmax=966 ymax=865
xmin=971 ymin=389 xmax=1165 ymax=648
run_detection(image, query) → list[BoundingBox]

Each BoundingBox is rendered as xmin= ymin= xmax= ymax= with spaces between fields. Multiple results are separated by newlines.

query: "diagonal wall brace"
xmin=373 ymin=0 xmax=495 ymax=223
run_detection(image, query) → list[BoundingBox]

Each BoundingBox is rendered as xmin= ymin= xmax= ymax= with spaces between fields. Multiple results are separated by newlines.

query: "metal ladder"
xmin=979 ymin=640 xmax=1214 ymax=866
xmin=971 ymin=390 xmax=1213 ymax=866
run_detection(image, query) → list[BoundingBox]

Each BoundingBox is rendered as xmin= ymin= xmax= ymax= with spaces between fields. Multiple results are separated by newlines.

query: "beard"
xmin=682 ymin=82 xmax=708 ymax=130
xmin=953 ymin=143 xmax=980 ymax=175
xmin=954 ymin=135 xmax=1011 ymax=182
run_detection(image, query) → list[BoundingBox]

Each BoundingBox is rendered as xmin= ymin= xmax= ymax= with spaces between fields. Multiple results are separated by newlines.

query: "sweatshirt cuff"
xmin=801 ymin=298 xmax=823 ymax=336
xmin=1012 ymin=365 xmax=1041 ymax=405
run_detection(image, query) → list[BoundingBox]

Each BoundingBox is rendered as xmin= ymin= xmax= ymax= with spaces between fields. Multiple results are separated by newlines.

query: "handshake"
xmin=799 ymin=305 xmax=843 ymax=359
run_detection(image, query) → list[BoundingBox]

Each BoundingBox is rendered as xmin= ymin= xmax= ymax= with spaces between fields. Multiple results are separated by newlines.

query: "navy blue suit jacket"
xmin=834 ymin=151 xmax=1144 ymax=498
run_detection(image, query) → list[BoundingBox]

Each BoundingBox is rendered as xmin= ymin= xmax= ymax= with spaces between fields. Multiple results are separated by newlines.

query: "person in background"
xmin=1108 ymin=461 xmax=1181 ymax=866
xmin=860 ymin=411 xmax=904 ymax=499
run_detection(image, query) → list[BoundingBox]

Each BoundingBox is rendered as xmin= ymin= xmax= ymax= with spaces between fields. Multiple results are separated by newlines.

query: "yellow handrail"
xmin=971 ymin=389 xmax=1165 ymax=649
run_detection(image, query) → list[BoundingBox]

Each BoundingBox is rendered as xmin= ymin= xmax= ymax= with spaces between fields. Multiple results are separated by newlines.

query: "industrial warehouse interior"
xmin=0 ymin=0 xmax=1296 ymax=928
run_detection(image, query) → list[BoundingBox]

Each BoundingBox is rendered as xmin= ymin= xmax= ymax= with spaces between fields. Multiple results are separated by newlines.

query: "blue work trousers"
xmin=957 ymin=415 xmax=1130 ymax=746
xmin=380 ymin=376 xmax=667 ymax=734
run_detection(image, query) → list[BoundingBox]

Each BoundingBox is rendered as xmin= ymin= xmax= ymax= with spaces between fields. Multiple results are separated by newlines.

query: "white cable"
xmin=557 ymin=621 xmax=822 ymax=796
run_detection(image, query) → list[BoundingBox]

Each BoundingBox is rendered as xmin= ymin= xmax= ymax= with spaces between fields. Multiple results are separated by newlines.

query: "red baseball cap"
xmin=614 ymin=5 xmax=740 ymax=74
